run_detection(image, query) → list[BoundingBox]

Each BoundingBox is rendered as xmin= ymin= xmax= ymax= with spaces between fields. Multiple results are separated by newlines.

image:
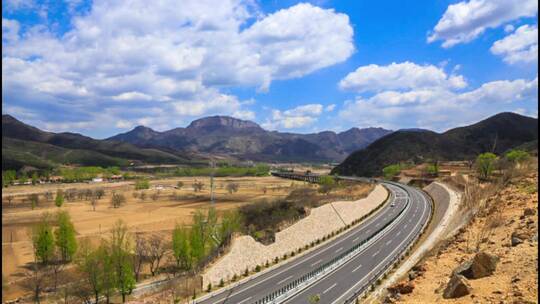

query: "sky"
xmin=2 ymin=0 xmax=538 ymax=139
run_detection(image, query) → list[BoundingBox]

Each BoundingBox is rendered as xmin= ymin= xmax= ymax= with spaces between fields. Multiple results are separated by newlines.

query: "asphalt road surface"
xmin=197 ymin=181 xmax=431 ymax=304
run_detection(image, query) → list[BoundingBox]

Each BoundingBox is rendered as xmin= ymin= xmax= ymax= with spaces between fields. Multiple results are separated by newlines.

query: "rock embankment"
xmin=202 ymin=184 xmax=388 ymax=286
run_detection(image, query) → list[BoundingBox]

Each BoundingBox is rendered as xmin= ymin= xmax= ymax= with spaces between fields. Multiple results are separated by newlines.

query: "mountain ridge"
xmin=332 ymin=112 xmax=538 ymax=177
xmin=107 ymin=115 xmax=393 ymax=162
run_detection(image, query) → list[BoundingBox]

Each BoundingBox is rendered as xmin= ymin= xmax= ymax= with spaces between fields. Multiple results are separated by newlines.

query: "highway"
xmin=196 ymin=181 xmax=431 ymax=304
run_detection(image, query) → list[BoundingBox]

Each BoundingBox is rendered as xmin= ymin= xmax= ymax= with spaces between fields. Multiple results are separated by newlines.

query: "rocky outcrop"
xmin=387 ymin=281 xmax=415 ymax=295
xmin=453 ymin=251 xmax=499 ymax=279
xmin=443 ymin=274 xmax=473 ymax=299
xmin=523 ymin=207 xmax=535 ymax=216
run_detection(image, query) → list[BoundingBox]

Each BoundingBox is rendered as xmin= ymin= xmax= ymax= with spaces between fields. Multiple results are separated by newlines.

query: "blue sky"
xmin=2 ymin=0 xmax=538 ymax=138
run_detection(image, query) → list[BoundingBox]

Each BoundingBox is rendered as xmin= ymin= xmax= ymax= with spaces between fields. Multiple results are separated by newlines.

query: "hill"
xmin=332 ymin=112 xmax=538 ymax=177
xmin=108 ymin=116 xmax=392 ymax=162
xmin=2 ymin=115 xmax=195 ymax=170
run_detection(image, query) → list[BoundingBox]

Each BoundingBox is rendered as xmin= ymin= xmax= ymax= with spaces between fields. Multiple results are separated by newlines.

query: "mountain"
xmin=108 ymin=116 xmax=393 ymax=162
xmin=332 ymin=112 xmax=538 ymax=177
xmin=2 ymin=115 xmax=196 ymax=170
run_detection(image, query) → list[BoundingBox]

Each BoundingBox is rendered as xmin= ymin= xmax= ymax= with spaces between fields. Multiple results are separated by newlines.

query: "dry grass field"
xmin=1 ymin=176 xmax=298 ymax=300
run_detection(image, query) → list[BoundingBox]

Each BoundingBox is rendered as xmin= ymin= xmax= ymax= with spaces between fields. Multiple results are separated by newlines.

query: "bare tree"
xmin=192 ymin=181 xmax=204 ymax=192
xmin=90 ymin=196 xmax=97 ymax=212
xmin=147 ymin=234 xmax=167 ymax=276
xmin=94 ymin=189 xmax=105 ymax=200
xmin=44 ymin=192 xmax=53 ymax=202
xmin=24 ymin=263 xmax=50 ymax=304
xmin=132 ymin=232 xmax=147 ymax=282
xmin=226 ymin=183 xmax=239 ymax=194
xmin=6 ymin=195 xmax=14 ymax=206
xmin=110 ymin=192 xmax=126 ymax=208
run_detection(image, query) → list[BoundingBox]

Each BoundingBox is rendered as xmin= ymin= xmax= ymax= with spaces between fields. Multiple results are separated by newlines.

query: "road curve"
xmin=196 ymin=180 xmax=431 ymax=304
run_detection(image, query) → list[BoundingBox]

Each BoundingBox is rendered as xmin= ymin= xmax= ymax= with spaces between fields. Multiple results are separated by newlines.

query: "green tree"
xmin=172 ymin=224 xmax=192 ymax=270
xmin=31 ymin=172 xmax=39 ymax=185
xmin=107 ymin=220 xmax=135 ymax=303
xmin=55 ymin=211 xmax=78 ymax=262
xmin=382 ymin=164 xmax=401 ymax=179
xmin=76 ymin=240 xmax=104 ymax=304
xmin=426 ymin=161 xmax=439 ymax=176
xmin=317 ymin=175 xmax=336 ymax=195
xmin=19 ymin=172 xmax=28 ymax=184
xmin=218 ymin=210 xmax=242 ymax=244
xmin=55 ymin=189 xmax=64 ymax=207
xmin=31 ymin=213 xmax=55 ymax=264
xmin=29 ymin=193 xmax=39 ymax=210
xmin=505 ymin=149 xmax=529 ymax=163
xmin=476 ymin=153 xmax=497 ymax=180
xmin=3 ymin=170 xmax=17 ymax=187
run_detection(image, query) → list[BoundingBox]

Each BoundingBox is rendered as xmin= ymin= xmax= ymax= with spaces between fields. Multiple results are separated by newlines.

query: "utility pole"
xmin=210 ymin=159 xmax=215 ymax=205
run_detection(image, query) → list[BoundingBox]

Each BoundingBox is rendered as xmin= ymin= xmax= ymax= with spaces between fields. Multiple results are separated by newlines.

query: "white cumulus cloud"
xmin=491 ymin=24 xmax=538 ymax=64
xmin=428 ymin=0 xmax=538 ymax=48
xmin=339 ymin=61 xmax=467 ymax=93
xmin=2 ymin=1 xmax=354 ymax=135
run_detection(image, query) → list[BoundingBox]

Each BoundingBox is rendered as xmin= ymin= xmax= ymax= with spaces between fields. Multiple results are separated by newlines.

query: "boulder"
xmin=388 ymin=281 xmax=415 ymax=295
xmin=443 ymin=274 xmax=472 ymax=299
xmin=511 ymin=231 xmax=527 ymax=246
xmin=453 ymin=251 xmax=499 ymax=279
xmin=523 ymin=208 xmax=536 ymax=216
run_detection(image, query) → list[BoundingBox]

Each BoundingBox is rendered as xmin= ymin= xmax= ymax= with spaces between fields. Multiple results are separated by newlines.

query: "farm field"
xmin=1 ymin=175 xmax=297 ymax=300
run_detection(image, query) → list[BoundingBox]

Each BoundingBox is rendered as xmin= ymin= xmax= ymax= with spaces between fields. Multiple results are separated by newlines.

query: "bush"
xmin=55 ymin=190 xmax=64 ymax=207
xmin=207 ymin=283 xmax=212 ymax=292
xmin=135 ymin=179 xmax=150 ymax=190
xmin=382 ymin=164 xmax=401 ymax=179
xmin=219 ymin=279 xmax=224 ymax=287
xmin=111 ymin=192 xmax=126 ymax=208
xmin=255 ymin=265 xmax=261 ymax=272
xmin=506 ymin=149 xmax=529 ymax=163
xmin=476 ymin=153 xmax=497 ymax=180
xmin=244 ymin=268 xmax=249 ymax=276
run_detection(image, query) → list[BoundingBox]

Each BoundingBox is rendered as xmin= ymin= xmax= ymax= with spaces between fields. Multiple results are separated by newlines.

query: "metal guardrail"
xmin=342 ymin=187 xmax=433 ymax=303
xmin=252 ymin=183 xmax=411 ymax=304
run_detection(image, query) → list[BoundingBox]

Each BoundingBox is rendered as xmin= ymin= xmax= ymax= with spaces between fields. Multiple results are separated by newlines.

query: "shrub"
xmin=506 ymin=149 xmax=529 ymax=163
xmin=382 ymin=164 xmax=401 ymax=179
xmin=55 ymin=190 xmax=64 ymax=207
xmin=244 ymin=268 xmax=249 ymax=276
xmin=110 ymin=192 xmax=126 ymax=208
xmin=476 ymin=153 xmax=497 ymax=180
xmin=207 ymin=283 xmax=212 ymax=292
xmin=135 ymin=179 xmax=150 ymax=190
xmin=219 ymin=279 xmax=224 ymax=287
xmin=255 ymin=265 xmax=261 ymax=272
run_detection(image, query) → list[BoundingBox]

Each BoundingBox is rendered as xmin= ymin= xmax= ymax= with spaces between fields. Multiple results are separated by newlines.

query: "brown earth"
xmin=391 ymin=168 xmax=538 ymax=304
xmin=1 ymin=176 xmax=297 ymax=301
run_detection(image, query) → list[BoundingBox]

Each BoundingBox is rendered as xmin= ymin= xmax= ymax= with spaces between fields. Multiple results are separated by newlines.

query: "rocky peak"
xmin=187 ymin=116 xmax=261 ymax=130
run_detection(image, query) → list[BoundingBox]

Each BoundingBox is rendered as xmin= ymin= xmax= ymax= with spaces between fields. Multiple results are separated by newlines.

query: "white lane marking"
xmin=386 ymin=240 xmax=392 ymax=245
xmin=237 ymin=297 xmax=252 ymax=304
xmin=352 ymin=237 xmax=359 ymax=242
xmin=336 ymin=247 xmax=343 ymax=253
xmin=352 ymin=264 xmax=363 ymax=273
xmin=396 ymin=231 xmax=401 ymax=236
xmin=276 ymin=275 xmax=293 ymax=285
xmin=404 ymin=224 xmax=408 ymax=229
xmin=311 ymin=259 xmax=323 ymax=267
xmin=331 ymin=187 xmax=429 ymax=304
xmin=372 ymin=250 xmax=380 ymax=257
xmin=366 ymin=229 xmax=371 ymax=233
xmin=202 ymin=185 xmax=402 ymax=303
xmin=323 ymin=283 xmax=337 ymax=294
